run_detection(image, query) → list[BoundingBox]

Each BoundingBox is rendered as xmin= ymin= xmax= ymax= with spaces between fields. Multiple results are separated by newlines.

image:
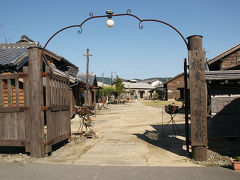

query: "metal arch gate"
xmin=40 ymin=9 xmax=207 ymax=161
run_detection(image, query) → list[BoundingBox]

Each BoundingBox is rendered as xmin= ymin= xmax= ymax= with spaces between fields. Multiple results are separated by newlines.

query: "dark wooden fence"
xmin=0 ymin=47 xmax=71 ymax=157
xmin=209 ymin=96 xmax=240 ymax=137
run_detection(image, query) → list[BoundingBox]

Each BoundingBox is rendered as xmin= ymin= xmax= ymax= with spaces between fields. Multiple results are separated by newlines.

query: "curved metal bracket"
xmin=41 ymin=10 xmax=188 ymax=59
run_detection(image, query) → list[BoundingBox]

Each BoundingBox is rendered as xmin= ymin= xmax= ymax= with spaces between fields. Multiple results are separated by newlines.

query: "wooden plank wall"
xmin=167 ymin=74 xmax=189 ymax=100
xmin=45 ymin=66 xmax=70 ymax=152
xmin=209 ymin=96 xmax=240 ymax=137
xmin=221 ymin=49 xmax=240 ymax=70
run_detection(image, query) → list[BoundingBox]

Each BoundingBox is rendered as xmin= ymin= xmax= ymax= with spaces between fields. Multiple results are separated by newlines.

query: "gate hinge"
xmin=42 ymin=141 xmax=48 ymax=145
xmin=41 ymin=72 xmax=49 ymax=77
xmin=41 ymin=106 xmax=50 ymax=111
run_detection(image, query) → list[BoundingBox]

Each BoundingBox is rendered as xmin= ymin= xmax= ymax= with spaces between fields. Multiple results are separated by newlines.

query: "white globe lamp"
xmin=106 ymin=18 xmax=114 ymax=28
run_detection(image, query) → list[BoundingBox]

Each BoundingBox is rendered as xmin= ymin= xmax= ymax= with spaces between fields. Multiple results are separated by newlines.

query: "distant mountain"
xmin=96 ymin=77 xmax=112 ymax=84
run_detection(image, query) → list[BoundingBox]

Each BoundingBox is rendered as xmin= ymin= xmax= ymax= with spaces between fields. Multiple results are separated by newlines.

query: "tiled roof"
xmin=77 ymin=73 xmax=97 ymax=86
xmin=0 ymin=35 xmax=78 ymax=73
xmin=0 ymin=43 xmax=34 ymax=68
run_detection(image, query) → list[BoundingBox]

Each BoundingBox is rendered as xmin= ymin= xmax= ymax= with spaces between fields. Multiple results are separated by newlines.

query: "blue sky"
xmin=1 ymin=0 xmax=240 ymax=79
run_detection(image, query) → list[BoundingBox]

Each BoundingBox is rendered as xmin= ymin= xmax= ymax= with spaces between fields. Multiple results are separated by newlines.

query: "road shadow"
xmin=134 ymin=123 xmax=190 ymax=157
xmin=0 ymin=139 xmax=69 ymax=156
xmin=207 ymin=98 xmax=240 ymax=157
xmin=0 ymin=146 xmax=26 ymax=154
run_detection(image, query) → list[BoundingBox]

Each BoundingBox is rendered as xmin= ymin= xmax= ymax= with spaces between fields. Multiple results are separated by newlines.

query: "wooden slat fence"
xmin=45 ymin=67 xmax=71 ymax=152
xmin=0 ymin=67 xmax=30 ymax=149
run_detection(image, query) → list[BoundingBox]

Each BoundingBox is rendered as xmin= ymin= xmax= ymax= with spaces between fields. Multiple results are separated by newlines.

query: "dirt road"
xmin=0 ymin=101 xmax=199 ymax=166
xmin=70 ymin=101 xmax=197 ymax=166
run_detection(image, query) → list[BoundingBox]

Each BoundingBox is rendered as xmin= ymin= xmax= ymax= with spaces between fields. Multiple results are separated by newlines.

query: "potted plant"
xmin=232 ymin=156 xmax=240 ymax=171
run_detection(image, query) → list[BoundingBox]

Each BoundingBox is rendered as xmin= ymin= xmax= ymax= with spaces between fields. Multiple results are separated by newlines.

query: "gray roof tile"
xmin=0 ymin=44 xmax=30 ymax=66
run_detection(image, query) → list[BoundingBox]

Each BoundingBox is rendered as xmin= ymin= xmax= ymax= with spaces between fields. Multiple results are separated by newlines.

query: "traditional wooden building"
xmin=76 ymin=73 xmax=98 ymax=105
xmin=207 ymin=43 xmax=240 ymax=71
xmin=123 ymin=81 xmax=156 ymax=100
xmin=206 ymin=43 xmax=240 ymax=143
xmin=164 ymin=44 xmax=240 ymax=154
xmin=164 ymin=73 xmax=189 ymax=101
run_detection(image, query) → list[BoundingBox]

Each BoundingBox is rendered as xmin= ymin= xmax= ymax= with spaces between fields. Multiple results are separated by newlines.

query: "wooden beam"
xmin=205 ymin=70 xmax=240 ymax=80
xmin=15 ymin=78 xmax=19 ymax=107
xmin=0 ymin=106 xmax=29 ymax=113
xmin=0 ymin=139 xmax=30 ymax=146
xmin=44 ymin=133 xmax=70 ymax=146
xmin=0 ymin=73 xmax=27 ymax=80
xmin=48 ymin=73 xmax=68 ymax=83
xmin=7 ymin=79 xmax=11 ymax=107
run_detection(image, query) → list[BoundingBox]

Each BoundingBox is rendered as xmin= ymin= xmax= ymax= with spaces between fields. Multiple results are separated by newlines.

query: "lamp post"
xmin=40 ymin=10 xmax=207 ymax=161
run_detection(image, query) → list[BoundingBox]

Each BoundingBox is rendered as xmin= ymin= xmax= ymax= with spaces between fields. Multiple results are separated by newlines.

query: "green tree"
xmin=104 ymin=86 xmax=116 ymax=96
xmin=115 ymin=76 xmax=124 ymax=97
xmin=153 ymin=92 xmax=159 ymax=100
xmin=99 ymin=86 xmax=116 ymax=97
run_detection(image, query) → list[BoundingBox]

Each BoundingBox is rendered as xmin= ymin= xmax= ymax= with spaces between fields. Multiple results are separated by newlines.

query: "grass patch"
xmin=142 ymin=100 xmax=182 ymax=107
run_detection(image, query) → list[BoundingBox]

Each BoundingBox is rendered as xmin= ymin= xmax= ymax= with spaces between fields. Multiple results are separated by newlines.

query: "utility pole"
xmin=83 ymin=48 xmax=93 ymax=105
xmin=102 ymin=73 xmax=104 ymax=88
xmin=102 ymin=73 xmax=104 ymax=99
xmin=111 ymin=71 xmax=117 ymax=84
xmin=111 ymin=71 xmax=113 ymax=84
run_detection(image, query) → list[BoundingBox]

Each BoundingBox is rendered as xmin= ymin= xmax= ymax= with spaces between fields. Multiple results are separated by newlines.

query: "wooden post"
xmin=102 ymin=73 xmax=104 ymax=101
xmin=23 ymin=67 xmax=31 ymax=152
xmin=184 ymin=58 xmax=190 ymax=153
xmin=93 ymin=89 xmax=97 ymax=105
xmin=70 ymin=89 xmax=73 ymax=117
xmin=93 ymin=89 xmax=97 ymax=115
xmin=187 ymin=35 xmax=207 ymax=161
xmin=83 ymin=49 xmax=93 ymax=105
xmin=45 ymin=66 xmax=52 ymax=153
xmin=84 ymin=90 xmax=87 ymax=105
xmin=66 ymin=71 xmax=71 ymax=141
xmin=88 ymin=90 xmax=92 ymax=106
xmin=28 ymin=47 xmax=45 ymax=158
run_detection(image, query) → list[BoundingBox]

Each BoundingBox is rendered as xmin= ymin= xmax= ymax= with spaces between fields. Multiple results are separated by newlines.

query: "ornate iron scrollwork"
xmin=41 ymin=10 xmax=188 ymax=59
xmin=138 ymin=21 xmax=144 ymax=29
xmin=127 ymin=9 xmax=131 ymax=14
xmin=77 ymin=26 xmax=82 ymax=34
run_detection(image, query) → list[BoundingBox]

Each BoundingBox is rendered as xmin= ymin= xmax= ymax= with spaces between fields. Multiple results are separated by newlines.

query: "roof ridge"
xmin=208 ymin=43 xmax=240 ymax=64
